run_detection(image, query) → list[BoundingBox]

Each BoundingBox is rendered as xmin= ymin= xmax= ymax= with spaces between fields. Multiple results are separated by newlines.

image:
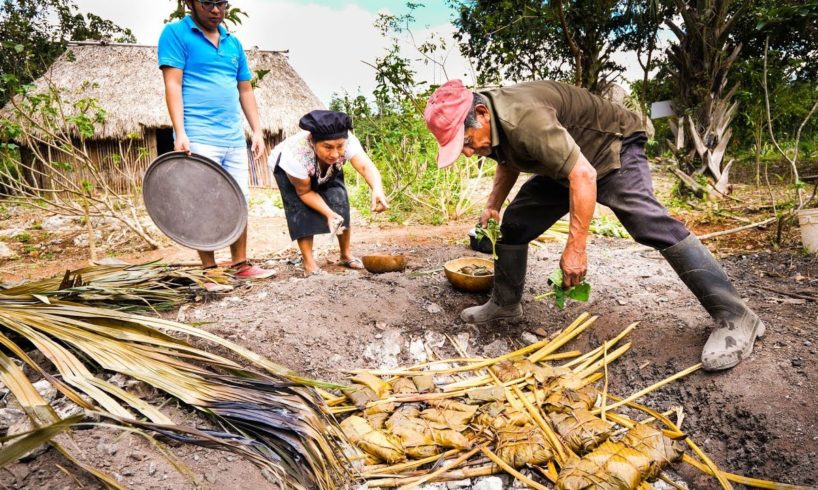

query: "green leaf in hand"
xmin=475 ymin=218 xmax=502 ymax=260
xmin=535 ymin=268 xmax=591 ymax=309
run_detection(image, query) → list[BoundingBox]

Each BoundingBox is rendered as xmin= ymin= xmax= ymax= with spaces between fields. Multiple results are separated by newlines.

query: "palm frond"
xmin=0 ymin=264 xmax=351 ymax=488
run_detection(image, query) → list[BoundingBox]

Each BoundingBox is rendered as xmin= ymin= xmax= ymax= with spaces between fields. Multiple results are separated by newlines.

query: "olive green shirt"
xmin=479 ymin=81 xmax=644 ymax=182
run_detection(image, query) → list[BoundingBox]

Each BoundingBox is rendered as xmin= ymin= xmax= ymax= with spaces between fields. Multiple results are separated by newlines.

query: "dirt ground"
xmin=1 ymin=174 xmax=818 ymax=489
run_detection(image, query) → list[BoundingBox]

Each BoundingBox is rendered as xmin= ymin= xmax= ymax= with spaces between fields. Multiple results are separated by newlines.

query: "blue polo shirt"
xmin=158 ymin=16 xmax=252 ymax=147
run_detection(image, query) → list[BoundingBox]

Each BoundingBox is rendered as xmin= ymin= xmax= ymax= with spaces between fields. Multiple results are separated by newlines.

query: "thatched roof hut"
xmin=3 ymin=42 xmax=323 ymax=189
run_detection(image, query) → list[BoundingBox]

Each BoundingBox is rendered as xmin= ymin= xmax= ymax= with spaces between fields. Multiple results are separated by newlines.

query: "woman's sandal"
xmin=338 ymin=257 xmax=364 ymax=270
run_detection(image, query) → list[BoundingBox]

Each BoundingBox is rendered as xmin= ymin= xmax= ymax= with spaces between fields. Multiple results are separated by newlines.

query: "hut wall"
xmin=23 ymin=135 xmax=156 ymax=195
xmin=248 ymin=130 xmax=283 ymax=189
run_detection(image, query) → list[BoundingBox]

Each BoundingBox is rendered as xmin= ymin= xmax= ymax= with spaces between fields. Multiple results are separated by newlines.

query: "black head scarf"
xmin=299 ymin=110 xmax=353 ymax=142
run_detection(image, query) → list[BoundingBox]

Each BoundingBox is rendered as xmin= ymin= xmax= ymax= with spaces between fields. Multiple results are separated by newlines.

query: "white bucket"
xmin=798 ymin=208 xmax=818 ymax=253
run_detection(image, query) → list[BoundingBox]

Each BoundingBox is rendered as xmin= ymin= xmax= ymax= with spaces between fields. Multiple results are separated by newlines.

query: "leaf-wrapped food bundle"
xmin=556 ymin=423 xmax=683 ymax=489
xmin=490 ymin=359 xmax=547 ymax=382
xmin=495 ymin=424 xmax=554 ymax=468
xmin=346 ymin=387 xmax=378 ymax=409
xmin=621 ymin=423 xmax=684 ymax=480
xmin=350 ymin=373 xmax=391 ymax=398
xmin=340 ymin=416 xmax=404 ymax=464
xmin=391 ymin=377 xmax=418 ymax=395
xmin=420 ymin=406 xmax=476 ymax=432
xmin=545 ymin=385 xmax=598 ymax=414
xmin=412 ymin=375 xmax=435 ymax=393
xmin=385 ymin=407 xmax=439 ymax=459
xmin=550 ymin=408 xmax=612 ymax=453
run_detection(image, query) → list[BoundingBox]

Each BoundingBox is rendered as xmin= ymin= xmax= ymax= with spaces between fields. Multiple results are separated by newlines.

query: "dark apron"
xmin=273 ymin=160 xmax=351 ymax=241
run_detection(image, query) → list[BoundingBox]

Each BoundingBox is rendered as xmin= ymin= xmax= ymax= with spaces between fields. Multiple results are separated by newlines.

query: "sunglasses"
xmin=196 ymin=0 xmax=229 ymax=10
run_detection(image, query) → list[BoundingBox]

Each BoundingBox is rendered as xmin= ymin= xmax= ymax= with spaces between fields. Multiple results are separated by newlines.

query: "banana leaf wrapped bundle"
xmin=387 ymin=406 xmax=472 ymax=452
xmin=351 ymin=373 xmax=392 ymax=398
xmin=347 ymin=387 xmax=378 ymax=409
xmin=495 ymin=424 xmax=554 ymax=468
xmin=556 ymin=424 xmax=683 ymax=490
xmin=621 ymin=424 xmax=684 ymax=480
xmin=545 ymin=385 xmax=598 ymax=414
xmin=491 ymin=359 xmax=545 ymax=382
xmin=550 ymin=408 xmax=612 ymax=453
xmin=385 ymin=407 xmax=439 ymax=459
xmin=474 ymin=402 xmax=529 ymax=431
xmin=340 ymin=416 xmax=404 ymax=464
xmin=420 ymin=404 xmax=477 ymax=432
xmin=391 ymin=377 xmax=418 ymax=395
xmin=412 ymin=375 xmax=435 ymax=393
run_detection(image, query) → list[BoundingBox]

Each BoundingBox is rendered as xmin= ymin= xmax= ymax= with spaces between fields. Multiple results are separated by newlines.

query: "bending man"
xmin=424 ymin=80 xmax=765 ymax=371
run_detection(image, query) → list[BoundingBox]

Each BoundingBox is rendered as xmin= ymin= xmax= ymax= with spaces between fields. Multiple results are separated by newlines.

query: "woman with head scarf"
xmin=271 ymin=110 xmax=388 ymax=276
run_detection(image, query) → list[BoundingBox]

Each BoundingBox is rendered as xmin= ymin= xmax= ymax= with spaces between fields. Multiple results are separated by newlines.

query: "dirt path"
xmin=3 ymin=217 xmax=816 ymax=489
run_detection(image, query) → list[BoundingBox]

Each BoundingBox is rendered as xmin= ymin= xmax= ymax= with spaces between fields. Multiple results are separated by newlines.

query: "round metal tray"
xmin=143 ymin=151 xmax=247 ymax=251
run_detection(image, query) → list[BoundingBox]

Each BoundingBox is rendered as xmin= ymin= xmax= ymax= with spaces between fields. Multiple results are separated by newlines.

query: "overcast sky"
xmin=73 ymin=1 xmax=646 ymax=105
xmin=72 ymin=0 xmax=475 ymax=105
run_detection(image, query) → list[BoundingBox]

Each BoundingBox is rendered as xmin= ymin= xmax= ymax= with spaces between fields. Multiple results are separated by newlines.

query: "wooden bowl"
xmin=444 ymin=257 xmax=495 ymax=293
xmin=362 ymin=255 xmax=407 ymax=273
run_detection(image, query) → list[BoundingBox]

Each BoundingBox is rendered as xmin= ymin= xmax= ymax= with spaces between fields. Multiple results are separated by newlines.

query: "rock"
xmin=481 ymin=339 xmax=509 ymax=358
xmin=73 ymin=230 xmax=103 ymax=247
xmin=32 ymin=379 xmax=57 ymax=403
xmin=424 ymin=331 xmax=447 ymax=349
xmin=108 ymin=373 xmax=129 ymax=388
xmin=0 ymin=242 xmax=16 ymax=259
xmin=409 ymin=338 xmax=428 ymax=363
xmin=520 ymin=332 xmax=539 ymax=345
xmin=447 ymin=479 xmax=472 ymax=489
xmin=617 ymin=297 xmax=629 ymax=306
xmin=121 ymin=467 xmax=134 ymax=476
xmin=96 ymin=442 xmax=118 ymax=456
xmin=53 ymin=398 xmax=84 ymax=419
xmin=148 ymin=462 xmax=157 ymax=476
xmin=472 ymin=476 xmax=505 ymax=490
xmin=41 ymin=215 xmax=74 ymax=231
xmin=363 ymin=329 xmax=403 ymax=369
xmin=426 ymin=302 xmax=443 ymax=314
xmin=0 ymin=228 xmax=23 ymax=238
xmin=0 ymin=408 xmax=25 ymax=436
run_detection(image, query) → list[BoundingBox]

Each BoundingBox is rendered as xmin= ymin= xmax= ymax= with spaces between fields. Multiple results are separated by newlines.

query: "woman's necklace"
xmin=315 ymin=157 xmax=337 ymax=185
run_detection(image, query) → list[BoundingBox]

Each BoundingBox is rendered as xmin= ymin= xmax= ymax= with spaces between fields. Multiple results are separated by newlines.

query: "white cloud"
xmin=72 ymin=0 xmax=472 ymax=104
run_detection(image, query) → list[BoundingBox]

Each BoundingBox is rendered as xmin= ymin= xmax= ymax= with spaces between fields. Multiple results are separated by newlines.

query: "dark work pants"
xmin=501 ymin=138 xmax=690 ymax=250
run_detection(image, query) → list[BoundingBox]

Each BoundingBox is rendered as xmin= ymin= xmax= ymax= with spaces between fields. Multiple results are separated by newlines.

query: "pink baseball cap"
xmin=424 ymin=79 xmax=472 ymax=168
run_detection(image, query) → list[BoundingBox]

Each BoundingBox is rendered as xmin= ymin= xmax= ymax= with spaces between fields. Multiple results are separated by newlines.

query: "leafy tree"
xmin=450 ymin=0 xmax=633 ymax=93
xmin=665 ymin=0 xmax=745 ymax=195
xmin=167 ymin=0 xmax=248 ymax=27
xmin=0 ymin=0 xmax=135 ymax=106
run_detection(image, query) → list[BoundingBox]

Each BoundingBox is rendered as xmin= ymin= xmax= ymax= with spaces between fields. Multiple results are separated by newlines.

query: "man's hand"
xmin=174 ymin=133 xmax=191 ymax=154
xmin=250 ymin=131 xmax=265 ymax=159
xmin=371 ymin=189 xmax=389 ymax=213
xmin=560 ymin=245 xmax=588 ymax=288
xmin=479 ymin=208 xmax=500 ymax=227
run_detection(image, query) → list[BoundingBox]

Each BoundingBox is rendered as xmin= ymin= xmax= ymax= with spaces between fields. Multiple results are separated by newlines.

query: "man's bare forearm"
xmin=486 ymin=164 xmax=520 ymax=211
xmin=238 ymin=82 xmax=262 ymax=134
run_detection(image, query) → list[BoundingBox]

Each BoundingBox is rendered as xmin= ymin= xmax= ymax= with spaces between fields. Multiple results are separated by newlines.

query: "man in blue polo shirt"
xmin=158 ymin=0 xmax=273 ymax=280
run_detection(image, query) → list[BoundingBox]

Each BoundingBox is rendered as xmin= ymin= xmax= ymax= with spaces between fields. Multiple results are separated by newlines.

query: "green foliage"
xmin=451 ymin=0 xmax=639 ymax=92
xmin=331 ymin=4 xmax=486 ymax=224
xmin=166 ymin=0 xmax=248 ymax=27
xmin=474 ymin=218 xmax=502 ymax=260
xmin=14 ymin=232 xmax=32 ymax=244
xmin=0 ymin=0 xmax=135 ymax=107
xmin=534 ymin=268 xmax=591 ymax=310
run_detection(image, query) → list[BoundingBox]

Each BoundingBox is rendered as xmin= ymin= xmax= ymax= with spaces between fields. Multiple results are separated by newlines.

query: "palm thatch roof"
xmin=2 ymin=41 xmax=323 ymax=140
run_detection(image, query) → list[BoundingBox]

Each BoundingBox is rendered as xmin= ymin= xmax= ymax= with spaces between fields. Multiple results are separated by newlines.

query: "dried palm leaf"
xmin=340 ymin=415 xmax=404 ymax=464
xmin=550 ymin=408 xmax=612 ymax=453
xmin=412 ymin=375 xmax=435 ymax=393
xmin=495 ymin=424 xmax=554 ymax=468
xmin=348 ymin=387 xmax=378 ymax=409
xmin=0 ymin=291 xmax=347 ymax=489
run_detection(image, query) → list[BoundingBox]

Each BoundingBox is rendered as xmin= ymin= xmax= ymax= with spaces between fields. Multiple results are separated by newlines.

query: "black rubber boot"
xmin=661 ymin=234 xmax=766 ymax=370
xmin=460 ymin=243 xmax=527 ymax=323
